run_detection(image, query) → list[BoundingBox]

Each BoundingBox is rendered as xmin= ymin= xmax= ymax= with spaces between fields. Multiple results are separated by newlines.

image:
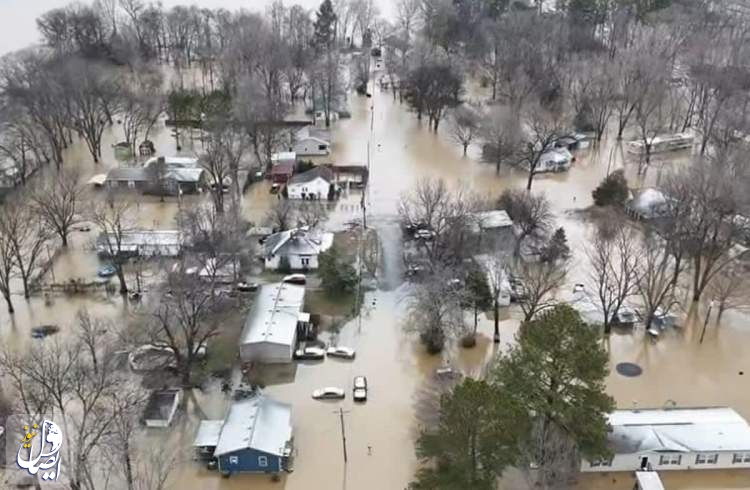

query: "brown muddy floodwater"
xmin=1 ymin=49 xmax=749 ymax=490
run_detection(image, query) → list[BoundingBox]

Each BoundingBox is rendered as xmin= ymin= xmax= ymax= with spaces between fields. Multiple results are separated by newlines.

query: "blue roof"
xmin=213 ymin=395 xmax=292 ymax=457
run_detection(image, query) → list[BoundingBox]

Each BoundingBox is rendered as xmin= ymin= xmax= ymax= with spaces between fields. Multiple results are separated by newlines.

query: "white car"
xmin=312 ymin=387 xmax=345 ymax=400
xmin=327 ymin=346 xmax=356 ymax=359
xmin=414 ymin=229 xmax=436 ymax=240
xmin=294 ymin=347 xmax=326 ymax=360
xmin=353 ymin=376 xmax=368 ymax=402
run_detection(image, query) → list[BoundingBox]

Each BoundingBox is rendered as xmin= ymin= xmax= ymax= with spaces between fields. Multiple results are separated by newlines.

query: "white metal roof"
xmin=193 ymin=420 xmax=223 ymax=447
xmin=213 ymin=396 xmax=292 ymax=457
xmin=471 ymin=210 xmax=513 ymax=232
xmin=271 ymin=152 xmax=296 ymax=162
xmin=144 ymin=156 xmax=199 ymax=168
xmin=240 ymin=283 xmax=305 ymax=348
xmin=608 ymin=407 xmax=750 ymax=454
xmin=635 ymin=471 xmax=665 ymax=490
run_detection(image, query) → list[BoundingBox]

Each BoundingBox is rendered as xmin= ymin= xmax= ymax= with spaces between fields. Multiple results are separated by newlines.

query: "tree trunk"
xmin=116 ymin=266 xmax=128 ymax=294
xmin=493 ymin=299 xmax=500 ymax=343
xmin=4 ymin=292 xmax=14 ymax=314
xmin=526 ymin=170 xmax=534 ymax=191
xmin=61 ymin=232 xmax=69 ymax=247
xmin=21 ymin=274 xmax=30 ymax=299
xmin=463 ymin=143 xmax=468 ymax=155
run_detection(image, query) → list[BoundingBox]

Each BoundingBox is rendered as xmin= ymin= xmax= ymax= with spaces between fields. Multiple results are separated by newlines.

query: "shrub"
xmin=318 ymin=246 xmax=358 ymax=296
xmin=592 ymin=170 xmax=628 ymax=207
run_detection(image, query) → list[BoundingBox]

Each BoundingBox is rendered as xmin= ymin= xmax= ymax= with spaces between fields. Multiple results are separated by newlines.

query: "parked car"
xmin=353 ymin=376 xmax=368 ymax=402
xmin=270 ymin=183 xmax=281 ymax=194
xmin=283 ymin=274 xmax=307 ymax=285
xmin=294 ymin=347 xmax=326 ymax=360
xmin=414 ymin=229 xmax=436 ymax=240
xmin=612 ymin=307 xmax=638 ymax=328
xmin=327 ymin=346 xmax=356 ymax=359
xmin=406 ymin=264 xmax=426 ymax=277
xmin=508 ymin=277 xmax=528 ymax=302
xmin=97 ymin=264 xmax=117 ymax=277
xmin=236 ymin=281 xmax=259 ymax=292
xmin=312 ymin=387 xmax=346 ymax=400
xmin=31 ymin=325 xmax=60 ymax=339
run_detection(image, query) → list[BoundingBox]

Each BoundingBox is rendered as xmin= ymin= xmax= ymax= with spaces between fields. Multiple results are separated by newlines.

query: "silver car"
xmin=353 ymin=376 xmax=368 ymax=402
xmin=312 ymin=387 xmax=346 ymax=400
xmin=327 ymin=346 xmax=356 ymax=359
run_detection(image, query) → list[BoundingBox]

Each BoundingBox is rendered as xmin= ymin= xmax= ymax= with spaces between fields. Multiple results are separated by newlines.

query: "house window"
xmin=659 ymin=454 xmax=682 ymax=466
xmin=301 ymin=257 xmax=310 ymax=267
xmin=589 ymin=457 xmax=612 ymax=468
xmin=258 ymin=456 xmax=268 ymax=467
xmin=733 ymin=452 xmax=750 ymax=464
xmin=318 ymin=145 xmax=327 ymax=151
xmin=695 ymin=453 xmax=718 ymax=464
xmin=228 ymin=456 xmax=239 ymax=465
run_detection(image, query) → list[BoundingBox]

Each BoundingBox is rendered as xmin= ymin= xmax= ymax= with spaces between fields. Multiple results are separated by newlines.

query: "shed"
xmin=470 ymin=210 xmax=516 ymax=253
xmin=194 ymin=420 xmax=224 ymax=461
xmin=270 ymin=161 xmax=295 ymax=184
xmin=581 ymin=406 xmax=750 ymax=473
xmin=239 ymin=283 xmax=306 ymax=363
xmin=143 ymin=389 xmax=181 ymax=428
xmin=290 ymin=127 xmax=331 ymax=156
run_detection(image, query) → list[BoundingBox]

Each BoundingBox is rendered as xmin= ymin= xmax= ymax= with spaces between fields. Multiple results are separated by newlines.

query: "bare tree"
xmin=399 ymin=179 xmax=479 ymax=268
xmin=514 ymin=259 xmax=568 ymax=323
xmin=0 ymin=216 xmax=16 ymax=313
xmin=448 ymin=105 xmax=480 ymax=155
xmin=586 ymin=220 xmax=639 ymax=335
xmin=569 ymin=56 xmax=616 ymax=142
xmin=480 ymin=106 xmax=518 ymax=174
xmin=497 ymin=189 xmax=553 ymax=259
xmin=266 ymin=199 xmax=296 ymax=232
xmin=90 ymin=199 xmax=134 ymax=294
xmin=707 ymin=263 xmax=750 ymax=326
xmin=476 ymin=252 xmax=507 ymax=343
xmin=514 ymin=104 xmax=567 ymax=191
xmin=148 ymin=272 xmax=222 ymax=387
xmin=0 ymin=200 xmax=50 ymax=298
xmin=313 ymin=49 xmax=345 ymax=128
xmin=119 ymin=71 xmax=164 ymax=157
xmin=202 ymin=124 xmax=249 ymax=215
xmin=406 ymin=267 xmax=466 ymax=354
xmin=31 ymin=170 xmax=81 ymax=247
xmin=63 ymin=57 xmax=119 ymax=163
xmin=664 ymin=160 xmax=745 ymax=302
xmin=636 ymin=233 xmax=680 ymax=331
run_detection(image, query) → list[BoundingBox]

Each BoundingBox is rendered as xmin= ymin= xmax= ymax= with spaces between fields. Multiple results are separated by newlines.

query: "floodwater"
xmin=0 ymin=11 xmax=749 ymax=490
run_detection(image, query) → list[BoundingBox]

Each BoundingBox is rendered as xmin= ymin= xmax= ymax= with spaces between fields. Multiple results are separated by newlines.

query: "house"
xmin=193 ymin=394 xmax=293 ymax=474
xmin=105 ymin=165 xmax=205 ymax=194
xmin=290 ymin=126 xmax=331 ymax=156
xmin=627 ymin=188 xmax=671 ymax=220
xmin=286 ymin=166 xmax=335 ymax=200
xmin=263 ymin=227 xmax=334 ymax=270
xmin=96 ymin=230 xmax=183 ymax=258
xmin=143 ymin=389 xmax=181 ymax=428
xmin=470 ymin=210 xmax=515 ymax=252
xmin=581 ymin=406 xmax=750 ymax=473
xmin=239 ymin=283 xmax=307 ymax=363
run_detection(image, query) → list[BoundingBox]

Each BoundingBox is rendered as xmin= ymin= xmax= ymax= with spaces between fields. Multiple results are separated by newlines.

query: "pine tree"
xmin=313 ymin=0 xmax=337 ymax=52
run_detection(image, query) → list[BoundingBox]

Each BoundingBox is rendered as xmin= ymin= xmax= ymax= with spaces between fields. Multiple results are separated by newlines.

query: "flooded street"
xmin=0 ymin=2 xmax=749 ymax=490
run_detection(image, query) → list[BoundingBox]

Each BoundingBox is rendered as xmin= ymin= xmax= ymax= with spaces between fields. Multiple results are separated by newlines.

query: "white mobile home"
xmin=627 ymin=132 xmax=694 ymax=155
xmin=530 ymin=148 xmax=573 ymax=173
xmin=581 ymin=407 xmax=750 ymax=473
xmin=239 ymin=283 xmax=307 ymax=363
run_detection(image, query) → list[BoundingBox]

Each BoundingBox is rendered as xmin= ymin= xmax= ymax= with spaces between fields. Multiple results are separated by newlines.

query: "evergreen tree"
xmin=493 ymin=305 xmax=614 ymax=487
xmin=592 ymin=169 xmax=629 ymax=207
xmin=410 ymin=378 xmax=526 ymax=490
xmin=313 ymin=0 xmax=337 ymax=51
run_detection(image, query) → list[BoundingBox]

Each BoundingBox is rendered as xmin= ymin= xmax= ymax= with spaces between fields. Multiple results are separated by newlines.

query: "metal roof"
xmin=470 ymin=210 xmax=513 ymax=232
xmin=635 ymin=472 xmax=665 ymax=490
xmin=144 ymin=156 xmax=199 ymax=169
xmin=271 ymin=152 xmax=296 ymax=162
xmin=608 ymin=407 xmax=750 ymax=454
xmin=106 ymin=167 xmax=150 ymax=182
xmin=98 ymin=230 xmax=182 ymax=248
xmin=213 ymin=395 xmax=293 ymax=457
xmin=193 ymin=420 xmax=224 ymax=447
xmin=240 ymin=283 xmax=305 ymax=348
xmin=288 ymin=166 xmax=334 ymax=185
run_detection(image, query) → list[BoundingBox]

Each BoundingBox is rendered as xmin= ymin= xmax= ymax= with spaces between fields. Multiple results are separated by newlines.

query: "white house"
xmin=239 ymin=283 xmax=306 ymax=363
xmin=291 ymin=127 xmax=331 ymax=156
xmin=286 ymin=166 xmax=335 ymax=200
xmin=581 ymin=406 xmax=750 ymax=473
xmin=263 ymin=227 xmax=334 ymax=270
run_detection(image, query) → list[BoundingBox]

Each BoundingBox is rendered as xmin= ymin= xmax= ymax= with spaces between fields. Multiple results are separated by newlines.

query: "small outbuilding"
xmin=470 ymin=210 xmax=515 ymax=252
xmin=97 ymin=230 xmax=183 ymax=258
xmin=290 ymin=126 xmax=331 ymax=156
xmin=626 ymin=188 xmax=671 ymax=220
xmin=193 ymin=394 xmax=293 ymax=475
xmin=239 ymin=283 xmax=307 ymax=363
xmin=143 ymin=389 xmax=181 ymax=428
xmin=270 ymin=153 xmax=296 ymax=184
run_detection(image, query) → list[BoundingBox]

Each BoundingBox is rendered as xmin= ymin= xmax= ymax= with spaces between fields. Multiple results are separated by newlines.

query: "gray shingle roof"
xmin=288 ymin=166 xmax=334 ymax=185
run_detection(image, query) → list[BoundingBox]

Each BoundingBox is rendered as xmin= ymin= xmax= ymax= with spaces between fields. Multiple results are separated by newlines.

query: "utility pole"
xmin=335 ymin=408 xmax=350 ymax=464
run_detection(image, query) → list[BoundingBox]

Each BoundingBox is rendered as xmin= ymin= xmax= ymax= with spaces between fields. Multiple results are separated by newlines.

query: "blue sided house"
xmin=193 ymin=394 xmax=293 ymax=475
